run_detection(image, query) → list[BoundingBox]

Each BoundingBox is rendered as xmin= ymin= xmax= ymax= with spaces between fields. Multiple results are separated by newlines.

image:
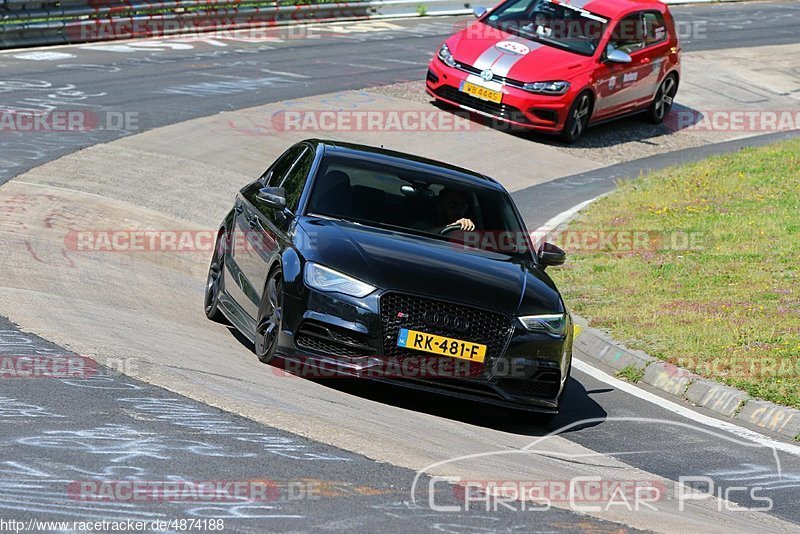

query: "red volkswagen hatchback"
xmin=426 ymin=0 xmax=680 ymax=143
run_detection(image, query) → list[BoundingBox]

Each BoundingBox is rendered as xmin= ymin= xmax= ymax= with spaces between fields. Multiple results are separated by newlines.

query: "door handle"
xmin=234 ymin=204 xmax=243 ymax=215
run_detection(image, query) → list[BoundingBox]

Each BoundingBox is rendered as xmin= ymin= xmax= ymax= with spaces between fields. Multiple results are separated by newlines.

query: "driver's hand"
xmin=453 ymin=218 xmax=475 ymax=231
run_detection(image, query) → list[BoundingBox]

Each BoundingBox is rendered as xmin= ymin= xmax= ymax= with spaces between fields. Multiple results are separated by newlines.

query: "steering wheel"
xmin=440 ymin=223 xmax=463 ymax=235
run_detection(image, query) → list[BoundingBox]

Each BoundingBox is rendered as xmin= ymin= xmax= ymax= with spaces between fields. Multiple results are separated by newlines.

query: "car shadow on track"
xmin=285 ymin=372 xmax=607 ymax=437
xmin=431 ymin=99 xmax=703 ymax=148
xmin=229 ymin=323 xmax=608 ymax=436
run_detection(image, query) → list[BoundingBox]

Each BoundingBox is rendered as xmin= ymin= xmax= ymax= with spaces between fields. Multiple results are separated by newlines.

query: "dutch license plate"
xmin=459 ymin=81 xmax=502 ymax=104
xmin=397 ymin=328 xmax=486 ymax=363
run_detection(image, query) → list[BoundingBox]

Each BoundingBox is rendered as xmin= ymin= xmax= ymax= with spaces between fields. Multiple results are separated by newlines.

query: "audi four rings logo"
xmin=480 ymin=69 xmax=494 ymax=82
xmin=421 ymin=311 xmax=470 ymax=332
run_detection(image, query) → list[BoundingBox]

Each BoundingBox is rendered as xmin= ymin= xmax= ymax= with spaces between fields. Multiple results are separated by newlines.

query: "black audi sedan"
xmin=205 ymin=139 xmax=573 ymax=418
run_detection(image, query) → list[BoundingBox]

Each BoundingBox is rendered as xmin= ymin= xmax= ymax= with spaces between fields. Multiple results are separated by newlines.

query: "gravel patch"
xmin=365 ymin=79 xmax=433 ymax=105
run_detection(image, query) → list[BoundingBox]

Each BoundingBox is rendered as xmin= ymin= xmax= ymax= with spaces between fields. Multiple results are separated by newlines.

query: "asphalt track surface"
xmin=1 ymin=1 xmax=799 ymax=184
xmin=1 ymin=2 xmax=800 ymax=532
xmin=1 ymin=318 xmax=638 ymax=532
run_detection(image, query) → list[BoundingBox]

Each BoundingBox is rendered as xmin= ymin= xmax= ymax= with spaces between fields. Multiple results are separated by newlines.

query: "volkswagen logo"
xmin=480 ymin=69 xmax=494 ymax=82
xmin=421 ymin=311 xmax=470 ymax=333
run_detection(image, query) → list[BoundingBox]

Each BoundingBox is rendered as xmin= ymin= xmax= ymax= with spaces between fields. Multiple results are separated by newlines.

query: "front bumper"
xmin=276 ymin=287 xmax=572 ymax=412
xmin=425 ymin=57 xmax=573 ymax=133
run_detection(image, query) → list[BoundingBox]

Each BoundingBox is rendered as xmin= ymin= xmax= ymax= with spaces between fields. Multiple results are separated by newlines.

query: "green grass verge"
xmin=616 ymin=364 xmax=646 ymax=383
xmin=550 ymin=138 xmax=800 ymax=409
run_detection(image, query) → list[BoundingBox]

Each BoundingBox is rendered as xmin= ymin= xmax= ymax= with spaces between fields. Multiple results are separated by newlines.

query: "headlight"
xmin=437 ymin=43 xmax=457 ymax=67
xmin=522 ymin=81 xmax=570 ymax=95
xmin=518 ymin=313 xmax=568 ymax=337
xmin=304 ymin=262 xmax=376 ymax=298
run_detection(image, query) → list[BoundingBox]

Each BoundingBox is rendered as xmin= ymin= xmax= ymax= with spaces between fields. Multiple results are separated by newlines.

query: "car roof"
xmin=306 ymin=139 xmax=507 ymax=192
xmin=581 ymin=0 xmax=667 ymax=19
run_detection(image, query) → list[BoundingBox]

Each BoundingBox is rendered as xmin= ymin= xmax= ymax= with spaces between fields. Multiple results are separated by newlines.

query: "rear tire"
xmin=560 ymin=92 xmax=592 ymax=144
xmin=204 ymin=228 xmax=228 ymax=324
xmin=645 ymin=73 xmax=678 ymax=124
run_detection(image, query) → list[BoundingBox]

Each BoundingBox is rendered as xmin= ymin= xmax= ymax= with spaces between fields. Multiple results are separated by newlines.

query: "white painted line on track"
xmin=536 ymin=196 xmax=600 ymax=232
xmin=12 ymin=51 xmax=76 ymax=61
xmin=535 ymin=197 xmax=800 ymax=457
xmin=260 ymin=69 xmax=311 ymax=79
xmin=380 ymin=58 xmax=428 ymax=66
xmin=342 ymin=62 xmax=387 ymax=71
xmin=573 ymin=359 xmax=800 ymax=456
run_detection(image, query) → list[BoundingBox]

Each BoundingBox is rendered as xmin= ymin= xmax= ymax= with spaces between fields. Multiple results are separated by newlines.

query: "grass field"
xmin=550 ymin=138 xmax=800 ymax=409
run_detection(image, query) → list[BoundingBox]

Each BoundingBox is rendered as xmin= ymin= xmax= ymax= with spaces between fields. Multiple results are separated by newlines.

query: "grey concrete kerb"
xmin=572 ymin=317 xmax=800 ymax=441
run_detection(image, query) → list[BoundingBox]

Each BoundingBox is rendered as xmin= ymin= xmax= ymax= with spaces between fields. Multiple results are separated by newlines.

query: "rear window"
xmin=643 ymin=11 xmax=667 ymax=46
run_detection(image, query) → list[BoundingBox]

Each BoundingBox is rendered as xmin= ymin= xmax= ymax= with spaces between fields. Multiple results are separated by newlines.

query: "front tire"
xmin=255 ymin=266 xmax=283 ymax=364
xmin=645 ymin=74 xmax=678 ymax=124
xmin=204 ymin=229 xmax=228 ymax=323
xmin=560 ymin=92 xmax=592 ymax=144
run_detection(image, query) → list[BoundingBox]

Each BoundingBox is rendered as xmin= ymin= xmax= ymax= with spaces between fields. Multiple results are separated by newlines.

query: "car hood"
xmin=297 ymin=217 xmax=564 ymax=316
xmin=447 ymin=23 xmax=592 ymax=81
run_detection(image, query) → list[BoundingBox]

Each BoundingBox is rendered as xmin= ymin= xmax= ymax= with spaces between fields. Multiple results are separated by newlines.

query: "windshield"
xmin=484 ymin=0 xmax=608 ymax=56
xmin=306 ymin=155 xmax=533 ymax=258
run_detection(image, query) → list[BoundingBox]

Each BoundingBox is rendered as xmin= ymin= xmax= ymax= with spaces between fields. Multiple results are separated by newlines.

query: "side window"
xmin=279 ymin=147 xmax=314 ymax=212
xmin=497 ymin=0 xmax=536 ymax=18
xmin=609 ymin=13 xmax=644 ymax=54
xmin=643 ymin=11 xmax=667 ymax=47
xmin=260 ymin=145 xmax=305 ymax=186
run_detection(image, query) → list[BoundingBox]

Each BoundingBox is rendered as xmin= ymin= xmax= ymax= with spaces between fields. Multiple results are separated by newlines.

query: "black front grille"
xmin=295 ymin=321 xmax=373 ymax=358
xmin=434 ymin=86 xmax=533 ymax=125
xmin=380 ymin=293 xmax=513 ymax=367
xmin=426 ymin=69 xmax=439 ymax=84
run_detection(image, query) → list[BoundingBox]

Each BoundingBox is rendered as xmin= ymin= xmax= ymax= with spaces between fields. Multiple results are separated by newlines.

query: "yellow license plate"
xmin=459 ymin=81 xmax=502 ymax=104
xmin=397 ymin=328 xmax=486 ymax=363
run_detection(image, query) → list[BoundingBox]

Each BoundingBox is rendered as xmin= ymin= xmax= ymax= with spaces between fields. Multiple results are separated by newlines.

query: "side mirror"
xmin=537 ymin=242 xmax=566 ymax=268
xmin=473 ymin=6 xmax=487 ymax=18
xmin=606 ymin=47 xmax=632 ymax=64
xmin=257 ymin=186 xmax=287 ymax=210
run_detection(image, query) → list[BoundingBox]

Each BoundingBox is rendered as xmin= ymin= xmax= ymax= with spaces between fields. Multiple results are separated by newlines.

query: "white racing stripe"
xmin=535 ymin=198 xmax=800 ymax=457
